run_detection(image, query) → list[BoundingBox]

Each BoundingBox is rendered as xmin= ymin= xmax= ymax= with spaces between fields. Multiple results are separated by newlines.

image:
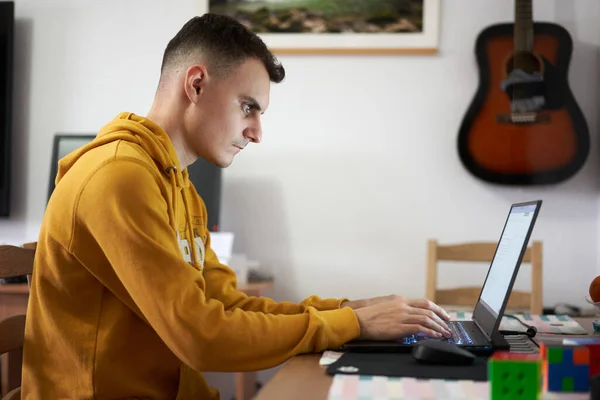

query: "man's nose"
xmin=244 ymin=119 xmax=262 ymax=143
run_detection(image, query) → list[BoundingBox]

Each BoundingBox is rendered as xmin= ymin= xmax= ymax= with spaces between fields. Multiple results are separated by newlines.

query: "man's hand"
xmin=341 ymin=294 xmax=404 ymax=310
xmin=352 ymin=297 xmax=453 ymax=340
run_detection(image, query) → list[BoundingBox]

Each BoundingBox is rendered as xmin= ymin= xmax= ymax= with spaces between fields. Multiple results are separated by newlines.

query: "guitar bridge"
xmin=496 ymin=112 xmax=551 ymax=125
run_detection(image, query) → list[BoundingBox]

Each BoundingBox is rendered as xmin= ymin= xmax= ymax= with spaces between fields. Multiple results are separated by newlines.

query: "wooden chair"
xmin=0 ymin=243 xmax=36 ymax=399
xmin=426 ymin=239 xmax=543 ymax=315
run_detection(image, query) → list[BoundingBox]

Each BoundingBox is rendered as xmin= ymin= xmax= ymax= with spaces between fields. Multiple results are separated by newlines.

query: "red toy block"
xmin=585 ymin=344 xmax=600 ymax=376
xmin=492 ymin=351 xmax=542 ymax=362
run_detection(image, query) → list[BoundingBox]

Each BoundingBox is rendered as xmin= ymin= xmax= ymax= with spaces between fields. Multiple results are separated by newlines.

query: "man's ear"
xmin=185 ymin=65 xmax=208 ymax=103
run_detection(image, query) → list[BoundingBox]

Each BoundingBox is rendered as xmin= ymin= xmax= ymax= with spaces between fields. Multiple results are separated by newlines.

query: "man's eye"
xmin=242 ymin=103 xmax=252 ymax=115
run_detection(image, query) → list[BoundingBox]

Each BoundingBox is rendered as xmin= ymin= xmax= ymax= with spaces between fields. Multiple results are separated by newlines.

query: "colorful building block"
xmin=562 ymin=338 xmax=600 ymax=376
xmin=488 ymin=351 xmax=542 ymax=400
xmin=584 ymin=343 xmax=600 ymax=376
xmin=540 ymin=343 xmax=590 ymax=392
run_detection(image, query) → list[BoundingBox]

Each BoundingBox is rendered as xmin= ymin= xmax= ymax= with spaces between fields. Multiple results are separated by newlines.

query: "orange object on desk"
xmin=590 ymin=276 xmax=600 ymax=303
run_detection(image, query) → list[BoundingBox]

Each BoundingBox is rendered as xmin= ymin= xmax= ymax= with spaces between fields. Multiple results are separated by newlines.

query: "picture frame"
xmin=199 ymin=0 xmax=440 ymax=55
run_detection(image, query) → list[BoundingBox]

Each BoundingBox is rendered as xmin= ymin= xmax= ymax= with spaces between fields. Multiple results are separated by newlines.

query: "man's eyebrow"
xmin=241 ymin=96 xmax=264 ymax=114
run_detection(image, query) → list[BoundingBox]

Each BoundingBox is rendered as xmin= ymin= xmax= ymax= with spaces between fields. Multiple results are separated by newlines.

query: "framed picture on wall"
xmin=199 ymin=0 xmax=440 ymax=55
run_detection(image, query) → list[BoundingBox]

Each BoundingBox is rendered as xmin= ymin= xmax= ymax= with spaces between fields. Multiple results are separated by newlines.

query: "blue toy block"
xmin=541 ymin=343 xmax=590 ymax=393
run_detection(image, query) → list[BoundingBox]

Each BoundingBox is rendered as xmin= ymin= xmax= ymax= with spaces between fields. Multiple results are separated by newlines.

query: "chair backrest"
xmin=0 ymin=245 xmax=34 ymax=280
xmin=0 ymin=243 xmax=36 ymax=399
xmin=425 ymin=239 xmax=543 ymax=315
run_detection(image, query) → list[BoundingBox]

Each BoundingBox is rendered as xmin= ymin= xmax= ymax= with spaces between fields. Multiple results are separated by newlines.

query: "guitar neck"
xmin=514 ymin=0 xmax=533 ymax=52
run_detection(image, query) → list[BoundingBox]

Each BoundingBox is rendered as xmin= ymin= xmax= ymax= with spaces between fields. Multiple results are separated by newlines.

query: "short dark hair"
xmin=161 ymin=13 xmax=285 ymax=83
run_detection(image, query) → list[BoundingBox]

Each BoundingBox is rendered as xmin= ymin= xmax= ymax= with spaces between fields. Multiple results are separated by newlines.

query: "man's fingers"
xmin=401 ymin=324 xmax=443 ymax=339
xmin=407 ymin=298 xmax=451 ymax=321
xmin=403 ymin=314 xmax=450 ymax=337
xmin=406 ymin=306 xmax=450 ymax=333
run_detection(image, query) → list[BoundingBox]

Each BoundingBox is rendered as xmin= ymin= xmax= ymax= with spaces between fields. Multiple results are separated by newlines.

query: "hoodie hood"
xmin=54 ymin=112 xmax=201 ymax=268
xmin=55 ymin=112 xmax=190 ymax=189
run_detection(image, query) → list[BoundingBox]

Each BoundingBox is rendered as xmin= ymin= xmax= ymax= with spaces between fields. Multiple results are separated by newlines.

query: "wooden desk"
xmin=254 ymin=317 xmax=599 ymax=400
xmin=0 ymin=280 xmax=274 ymax=400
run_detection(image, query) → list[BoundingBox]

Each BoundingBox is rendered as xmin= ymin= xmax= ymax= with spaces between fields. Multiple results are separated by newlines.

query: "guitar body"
xmin=458 ymin=22 xmax=590 ymax=185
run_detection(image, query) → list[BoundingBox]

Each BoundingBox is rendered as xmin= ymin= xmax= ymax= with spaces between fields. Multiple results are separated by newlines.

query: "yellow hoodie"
xmin=21 ymin=112 xmax=361 ymax=399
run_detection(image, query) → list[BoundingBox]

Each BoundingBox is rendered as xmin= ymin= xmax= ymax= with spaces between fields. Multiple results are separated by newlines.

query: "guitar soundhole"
xmin=506 ymin=51 xmax=542 ymax=75
xmin=501 ymin=51 xmax=547 ymax=119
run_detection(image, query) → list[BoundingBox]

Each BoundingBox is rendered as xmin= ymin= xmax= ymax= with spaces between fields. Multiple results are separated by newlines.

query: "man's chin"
xmin=197 ymin=152 xmax=233 ymax=168
xmin=213 ymin=155 xmax=234 ymax=168
xmin=216 ymin=160 xmax=232 ymax=168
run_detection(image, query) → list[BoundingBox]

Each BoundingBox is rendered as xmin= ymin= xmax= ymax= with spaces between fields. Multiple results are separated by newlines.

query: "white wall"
xmin=0 ymin=0 xmax=599 ymax=395
xmin=221 ymin=0 xmax=600 ymax=311
xmin=1 ymin=0 xmax=203 ymax=241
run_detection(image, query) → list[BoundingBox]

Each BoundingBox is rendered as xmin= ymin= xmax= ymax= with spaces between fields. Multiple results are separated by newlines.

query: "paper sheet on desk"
xmin=327 ymin=375 xmax=488 ymax=400
xmin=327 ymin=374 xmax=590 ymax=400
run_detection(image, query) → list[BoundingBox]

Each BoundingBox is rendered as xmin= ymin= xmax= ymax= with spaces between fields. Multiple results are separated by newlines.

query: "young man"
xmin=21 ymin=13 xmax=452 ymax=399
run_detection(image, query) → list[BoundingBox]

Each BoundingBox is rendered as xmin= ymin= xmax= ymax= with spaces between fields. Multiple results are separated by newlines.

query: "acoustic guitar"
xmin=457 ymin=0 xmax=589 ymax=185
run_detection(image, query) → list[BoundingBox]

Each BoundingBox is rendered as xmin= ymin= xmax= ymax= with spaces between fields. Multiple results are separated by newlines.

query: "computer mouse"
xmin=411 ymin=340 xmax=476 ymax=365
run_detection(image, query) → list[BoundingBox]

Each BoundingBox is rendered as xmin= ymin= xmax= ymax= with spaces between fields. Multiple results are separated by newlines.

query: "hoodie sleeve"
xmin=73 ymin=159 xmax=361 ymax=373
xmin=202 ymin=243 xmax=348 ymax=314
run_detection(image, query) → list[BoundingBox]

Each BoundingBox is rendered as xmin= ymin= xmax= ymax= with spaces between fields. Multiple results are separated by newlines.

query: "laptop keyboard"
xmin=399 ymin=321 xmax=474 ymax=345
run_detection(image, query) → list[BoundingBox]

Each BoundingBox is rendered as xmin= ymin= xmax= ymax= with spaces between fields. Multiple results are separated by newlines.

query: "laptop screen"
xmin=472 ymin=200 xmax=542 ymax=339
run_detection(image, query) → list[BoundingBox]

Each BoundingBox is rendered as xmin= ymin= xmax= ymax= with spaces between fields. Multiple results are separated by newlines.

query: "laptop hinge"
xmin=472 ymin=317 xmax=493 ymax=342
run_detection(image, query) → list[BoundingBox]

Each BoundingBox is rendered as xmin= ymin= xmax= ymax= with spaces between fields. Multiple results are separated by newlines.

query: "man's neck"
xmin=146 ymin=104 xmax=196 ymax=170
xmin=171 ymin=136 xmax=196 ymax=171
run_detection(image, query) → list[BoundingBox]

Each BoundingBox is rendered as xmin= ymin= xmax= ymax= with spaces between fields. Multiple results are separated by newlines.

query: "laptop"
xmin=341 ymin=200 xmax=543 ymax=356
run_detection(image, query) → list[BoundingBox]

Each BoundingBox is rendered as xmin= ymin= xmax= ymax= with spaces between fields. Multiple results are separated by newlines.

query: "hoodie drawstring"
xmin=166 ymin=166 xmax=178 ymax=233
xmin=181 ymin=189 xmax=200 ymax=267
xmin=167 ymin=165 xmax=200 ymax=268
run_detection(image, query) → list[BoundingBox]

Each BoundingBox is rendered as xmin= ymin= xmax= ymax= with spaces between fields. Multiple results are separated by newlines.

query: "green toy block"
xmin=488 ymin=352 xmax=542 ymax=400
